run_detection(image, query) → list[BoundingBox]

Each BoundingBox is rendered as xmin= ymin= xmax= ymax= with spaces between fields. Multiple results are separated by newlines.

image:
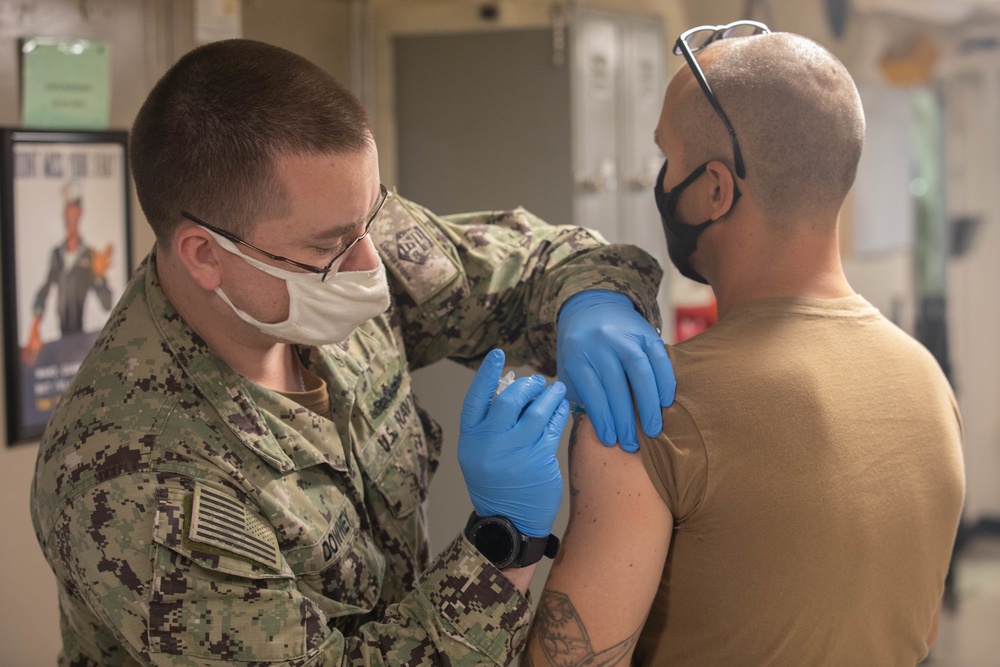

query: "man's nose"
xmin=337 ymin=235 xmax=380 ymax=273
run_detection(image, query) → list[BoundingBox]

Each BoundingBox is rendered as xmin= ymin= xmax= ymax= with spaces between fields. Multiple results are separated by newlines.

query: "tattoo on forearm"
xmin=529 ymin=590 xmax=643 ymax=667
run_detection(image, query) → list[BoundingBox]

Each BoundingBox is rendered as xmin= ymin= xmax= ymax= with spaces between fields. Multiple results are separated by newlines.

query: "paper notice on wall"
xmin=21 ymin=38 xmax=110 ymax=129
xmin=195 ymin=0 xmax=242 ymax=44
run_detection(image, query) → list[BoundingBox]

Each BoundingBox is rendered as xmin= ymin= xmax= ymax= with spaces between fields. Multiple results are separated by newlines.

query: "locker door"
xmin=394 ymin=29 xmax=573 ymax=223
xmin=620 ymin=15 xmax=670 ymax=325
xmin=571 ymin=6 xmax=622 ymax=240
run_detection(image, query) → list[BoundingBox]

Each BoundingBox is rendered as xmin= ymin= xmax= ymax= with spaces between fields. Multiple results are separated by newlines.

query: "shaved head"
xmin=665 ymin=32 xmax=865 ymax=227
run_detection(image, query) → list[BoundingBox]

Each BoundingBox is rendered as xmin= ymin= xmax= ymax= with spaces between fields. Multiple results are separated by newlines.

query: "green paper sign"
xmin=21 ymin=38 xmax=110 ymax=129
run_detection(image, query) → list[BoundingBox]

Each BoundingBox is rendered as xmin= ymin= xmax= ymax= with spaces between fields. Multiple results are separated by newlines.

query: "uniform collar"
xmin=142 ymin=250 xmax=346 ymax=473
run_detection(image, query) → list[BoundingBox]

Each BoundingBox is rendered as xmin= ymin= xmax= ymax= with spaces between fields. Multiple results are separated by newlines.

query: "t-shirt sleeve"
xmin=637 ymin=400 xmax=708 ymax=522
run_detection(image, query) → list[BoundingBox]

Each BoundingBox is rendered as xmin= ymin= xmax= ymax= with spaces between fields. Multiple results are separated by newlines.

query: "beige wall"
xmin=243 ymin=0 xmax=353 ymax=86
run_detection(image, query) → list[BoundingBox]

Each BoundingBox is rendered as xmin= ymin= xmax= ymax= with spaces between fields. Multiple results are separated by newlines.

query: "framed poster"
xmin=1 ymin=130 xmax=131 ymax=444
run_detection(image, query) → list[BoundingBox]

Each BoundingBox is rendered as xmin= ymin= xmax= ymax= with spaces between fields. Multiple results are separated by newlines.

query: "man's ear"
xmin=704 ymin=160 xmax=738 ymax=221
xmin=174 ymin=226 xmax=223 ymax=291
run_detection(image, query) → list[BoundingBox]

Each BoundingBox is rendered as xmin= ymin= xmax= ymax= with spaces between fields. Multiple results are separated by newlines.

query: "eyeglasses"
xmin=674 ymin=20 xmax=771 ymax=179
xmin=181 ymin=184 xmax=388 ymax=281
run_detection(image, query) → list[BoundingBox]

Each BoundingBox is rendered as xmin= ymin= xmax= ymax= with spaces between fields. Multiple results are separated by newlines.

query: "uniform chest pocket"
xmin=355 ymin=367 xmax=430 ymax=519
xmin=281 ymin=500 xmax=387 ymax=621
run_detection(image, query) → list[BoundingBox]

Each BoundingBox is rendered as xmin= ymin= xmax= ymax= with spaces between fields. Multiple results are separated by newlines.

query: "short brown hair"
xmin=130 ymin=39 xmax=373 ymax=243
xmin=672 ymin=33 xmax=865 ymax=228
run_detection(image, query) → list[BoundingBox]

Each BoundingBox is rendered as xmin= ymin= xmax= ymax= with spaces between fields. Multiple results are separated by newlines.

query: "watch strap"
xmin=512 ymin=528 xmax=560 ymax=568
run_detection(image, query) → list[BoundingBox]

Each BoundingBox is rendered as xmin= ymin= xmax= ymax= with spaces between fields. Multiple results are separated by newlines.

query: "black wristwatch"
xmin=464 ymin=512 xmax=560 ymax=569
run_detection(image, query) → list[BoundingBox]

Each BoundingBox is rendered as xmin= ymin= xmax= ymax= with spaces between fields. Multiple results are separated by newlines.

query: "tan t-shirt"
xmin=636 ymin=295 xmax=965 ymax=666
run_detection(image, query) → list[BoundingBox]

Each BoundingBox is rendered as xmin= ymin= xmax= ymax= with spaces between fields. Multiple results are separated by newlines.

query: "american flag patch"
xmin=189 ymin=483 xmax=281 ymax=570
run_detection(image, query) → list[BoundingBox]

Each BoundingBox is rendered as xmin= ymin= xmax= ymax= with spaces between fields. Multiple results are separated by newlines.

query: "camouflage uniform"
xmin=31 ymin=194 xmax=661 ymax=666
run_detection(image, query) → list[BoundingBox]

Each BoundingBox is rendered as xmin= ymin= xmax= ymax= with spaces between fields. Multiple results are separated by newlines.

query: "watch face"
xmin=472 ymin=519 xmax=518 ymax=567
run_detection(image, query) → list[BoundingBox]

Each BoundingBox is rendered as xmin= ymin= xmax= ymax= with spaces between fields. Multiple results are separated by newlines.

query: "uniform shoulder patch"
xmin=373 ymin=194 xmax=461 ymax=305
xmin=189 ymin=483 xmax=281 ymax=571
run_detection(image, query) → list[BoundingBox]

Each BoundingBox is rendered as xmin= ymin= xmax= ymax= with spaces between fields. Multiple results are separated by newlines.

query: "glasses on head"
xmin=673 ymin=20 xmax=771 ymax=179
xmin=181 ymin=184 xmax=388 ymax=282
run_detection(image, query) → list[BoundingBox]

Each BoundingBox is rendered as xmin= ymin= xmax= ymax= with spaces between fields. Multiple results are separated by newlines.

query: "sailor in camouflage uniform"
xmin=30 ymin=40 xmax=672 ymax=666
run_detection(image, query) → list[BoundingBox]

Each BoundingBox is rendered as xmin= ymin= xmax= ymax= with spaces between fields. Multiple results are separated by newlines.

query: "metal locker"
xmin=619 ymin=14 xmax=670 ymax=329
xmin=570 ymin=6 xmax=623 ymax=241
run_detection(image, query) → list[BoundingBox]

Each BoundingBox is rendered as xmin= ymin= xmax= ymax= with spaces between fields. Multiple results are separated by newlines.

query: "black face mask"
xmin=653 ymin=159 xmax=741 ymax=285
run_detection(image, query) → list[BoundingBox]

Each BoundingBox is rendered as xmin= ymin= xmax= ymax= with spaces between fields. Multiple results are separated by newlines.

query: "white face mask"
xmin=206 ymin=229 xmax=391 ymax=346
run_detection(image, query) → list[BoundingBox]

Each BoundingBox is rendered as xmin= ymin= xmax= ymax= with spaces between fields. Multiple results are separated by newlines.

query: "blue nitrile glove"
xmin=557 ymin=289 xmax=675 ymax=452
xmin=458 ymin=348 xmax=567 ymax=537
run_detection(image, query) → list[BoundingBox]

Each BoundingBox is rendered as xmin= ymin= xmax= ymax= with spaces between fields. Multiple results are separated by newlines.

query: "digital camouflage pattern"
xmin=31 ymin=193 xmax=662 ymax=666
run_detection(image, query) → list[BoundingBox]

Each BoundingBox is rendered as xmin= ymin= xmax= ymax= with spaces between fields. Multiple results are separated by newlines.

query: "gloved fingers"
xmin=518 ymin=381 xmax=567 ymax=436
xmin=489 ymin=375 xmax=546 ymax=429
xmin=608 ymin=345 xmax=663 ymax=440
xmin=542 ymin=399 xmax=570 ymax=454
xmin=598 ymin=359 xmax=639 ymax=453
xmin=460 ymin=349 xmax=505 ymax=430
xmin=569 ymin=362 xmax=615 ymax=445
xmin=646 ymin=337 xmax=676 ymax=407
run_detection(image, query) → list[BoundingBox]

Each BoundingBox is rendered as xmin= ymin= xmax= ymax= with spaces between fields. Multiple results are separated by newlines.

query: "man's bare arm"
xmin=525 ymin=415 xmax=673 ymax=666
xmin=524 ymin=590 xmax=645 ymax=667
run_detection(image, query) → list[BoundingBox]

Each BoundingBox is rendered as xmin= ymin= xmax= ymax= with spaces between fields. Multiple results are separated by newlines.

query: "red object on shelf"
xmin=674 ymin=300 xmax=718 ymax=342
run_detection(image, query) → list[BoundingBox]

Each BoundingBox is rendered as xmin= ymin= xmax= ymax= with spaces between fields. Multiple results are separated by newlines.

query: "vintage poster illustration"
xmin=3 ymin=131 xmax=130 ymax=442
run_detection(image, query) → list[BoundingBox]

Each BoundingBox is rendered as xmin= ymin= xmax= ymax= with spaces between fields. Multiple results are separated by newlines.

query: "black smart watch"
xmin=464 ymin=512 xmax=560 ymax=569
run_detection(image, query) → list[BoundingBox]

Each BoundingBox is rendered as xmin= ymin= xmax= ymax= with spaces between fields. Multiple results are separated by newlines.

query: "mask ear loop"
xmin=659 ymin=161 xmax=742 ymax=224
xmin=202 ymin=226 xmax=325 ymax=282
xmin=657 ymin=161 xmax=710 ymax=220
xmin=667 ymin=163 xmax=710 ymax=213
xmin=720 ymin=164 xmax=743 ymax=220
